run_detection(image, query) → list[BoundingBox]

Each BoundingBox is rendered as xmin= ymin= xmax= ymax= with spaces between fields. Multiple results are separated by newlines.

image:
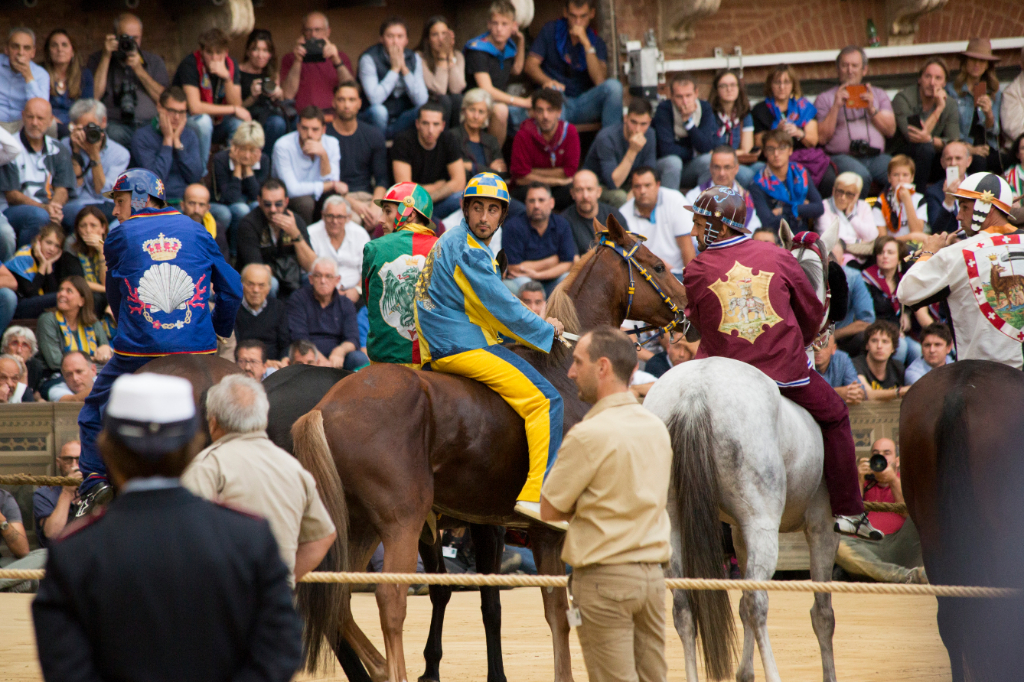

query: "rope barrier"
xmin=0 ymin=474 xmax=912 ymax=515
xmin=0 ymin=569 xmax=1015 ymax=598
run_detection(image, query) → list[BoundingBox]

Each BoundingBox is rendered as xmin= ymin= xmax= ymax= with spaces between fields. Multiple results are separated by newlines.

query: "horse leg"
xmin=342 ymin=534 xmax=390 ymax=682
xmin=730 ymin=526 xmax=756 ymax=682
xmin=936 ymin=597 xmax=966 ymax=682
xmin=471 ymin=524 xmax=508 ymax=682
xmin=804 ymin=491 xmax=840 ymax=682
xmin=736 ymin=523 xmax=782 ymax=682
xmin=668 ymin=504 xmax=701 ymax=682
xmin=418 ymin=533 xmax=452 ymax=682
xmin=531 ymin=528 xmax=574 ymax=682
xmin=377 ymin=524 xmax=424 ymax=682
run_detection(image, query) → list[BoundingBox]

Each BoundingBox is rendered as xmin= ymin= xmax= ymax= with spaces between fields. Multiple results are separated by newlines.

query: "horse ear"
xmin=495 ymin=249 xmax=508 ymax=279
xmin=779 ymin=220 xmax=794 ymax=250
xmin=821 ymin=217 xmax=840 ymax=255
xmin=604 ymin=214 xmax=628 ymax=245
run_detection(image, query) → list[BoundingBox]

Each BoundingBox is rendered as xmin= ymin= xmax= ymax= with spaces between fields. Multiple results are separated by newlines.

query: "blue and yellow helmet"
xmin=463 ymin=172 xmax=510 ymax=205
xmin=104 ymin=168 xmax=166 ymax=215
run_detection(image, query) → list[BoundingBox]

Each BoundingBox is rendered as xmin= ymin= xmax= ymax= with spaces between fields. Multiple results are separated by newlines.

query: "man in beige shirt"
xmin=182 ymin=374 xmax=336 ymax=587
xmin=541 ymin=327 xmax=673 ymax=682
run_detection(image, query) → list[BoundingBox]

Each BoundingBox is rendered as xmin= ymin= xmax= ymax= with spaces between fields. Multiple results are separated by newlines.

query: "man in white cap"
xmin=898 ymin=172 xmax=1022 ymax=368
xmin=33 ymin=373 xmax=302 ymax=682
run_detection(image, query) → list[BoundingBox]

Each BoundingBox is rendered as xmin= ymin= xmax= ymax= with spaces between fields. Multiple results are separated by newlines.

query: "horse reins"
xmin=791 ymin=232 xmax=834 ymax=350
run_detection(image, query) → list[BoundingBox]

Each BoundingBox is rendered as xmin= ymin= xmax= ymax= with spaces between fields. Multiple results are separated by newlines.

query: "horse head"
xmin=783 ymin=218 xmax=848 ymax=345
xmin=592 ymin=214 xmax=693 ymax=339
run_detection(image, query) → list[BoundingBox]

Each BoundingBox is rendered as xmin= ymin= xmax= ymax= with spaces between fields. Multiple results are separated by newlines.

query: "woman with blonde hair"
xmin=211 ymin=121 xmax=271 ymax=255
xmin=451 ymin=88 xmax=506 ymax=176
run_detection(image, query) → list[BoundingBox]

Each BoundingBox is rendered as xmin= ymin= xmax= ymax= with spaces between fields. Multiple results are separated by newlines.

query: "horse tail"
xmin=292 ymin=409 xmax=349 ymax=673
xmin=667 ymin=398 xmax=736 ymax=681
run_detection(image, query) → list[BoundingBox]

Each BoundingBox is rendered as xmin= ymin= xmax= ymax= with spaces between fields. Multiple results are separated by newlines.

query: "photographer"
xmin=238 ymin=29 xmax=288 ymax=152
xmin=88 ymin=13 xmax=169 ymax=149
xmin=173 ymin=28 xmax=249 ymax=170
xmin=815 ymin=46 xmax=896 ymax=198
xmin=280 ymin=12 xmax=354 ymax=114
xmin=835 ymin=438 xmax=926 ymax=584
xmin=61 ymin=99 xmax=130 ymax=230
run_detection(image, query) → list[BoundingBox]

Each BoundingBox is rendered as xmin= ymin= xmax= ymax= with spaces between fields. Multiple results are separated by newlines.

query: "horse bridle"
xmin=596 ymin=231 xmax=692 ymax=340
xmin=790 ymin=232 xmax=834 ymax=350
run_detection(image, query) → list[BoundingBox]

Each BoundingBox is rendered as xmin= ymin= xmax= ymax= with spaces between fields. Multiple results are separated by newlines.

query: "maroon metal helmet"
xmin=685 ymin=185 xmax=748 ymax=245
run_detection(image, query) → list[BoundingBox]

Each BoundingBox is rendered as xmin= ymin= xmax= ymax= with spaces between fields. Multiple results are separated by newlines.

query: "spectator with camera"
xmin=582 ymin=98 xmax=657 ymax=207
xmin=272 ymin=106 xmax=341 ymax=225
xmin=236 ymin=179 xmax=315 ymax=301
xmin=235 ymin=263 xmax=290 ymax=364
xmin=0 ymin=28 xmax=50 ymax=130
xmin=925 ymin=140 xmax=972 ymax=235
xmin=749 ymin=129 xmax=824 ymax=233
xmin=61 ymin=99 xmax=129 ymax=230
xmin=238 ymin=29 xmax=288 ymax=154
xmin=359 ymin=17 xmax=430 ymax=138
xmin=562 ymin=169 xmax=626 ymax=255
xmin=174 ymin=28 xmax=250 ymax=170
xmin=510 ymin=89 xmax=580 ymax=211
xmin=464 ymin=0 xmax=529 ymax=147
xmin=904 ymin=322 xmax=953 ymax=385
xmin=1 ymin=98 xmax=74 ymax=246
xmin=835 ymin=438 xmax=926 ymax=584
xmin=391 ymin=102 xmax=466 ymax=219
xmin=653 ymin=73 xmax=717 ymax=192
xmin=88 ymin=13 xmax=169 ymax=149
xmin=211 ymin=122 xmax=270 ymax=253
xmin=325 ymin=82 xmax=388 ymax=228
xmin=41 ymin=30 xmax=94 ymax=132
xmin=891 ymin=58 xmax=960 ymax=191
xmin=131 ymin=87 xmax=203 ymax=205
xmin=281 ymin=12 xmax=354 ymax=115
xmin=34 ymin=440 xmax=82 ymax=548
xmin=417 ymin=16 xmax=466 ymax=130
xmin=815 ymin=46 xmax=896 ymax=198
xmin=525 ymin=0 xmax=623 ymax=129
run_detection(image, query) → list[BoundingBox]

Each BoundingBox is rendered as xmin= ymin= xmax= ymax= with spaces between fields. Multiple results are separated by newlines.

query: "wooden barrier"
xmin=0 ymin=399 xmax=903 ymax=568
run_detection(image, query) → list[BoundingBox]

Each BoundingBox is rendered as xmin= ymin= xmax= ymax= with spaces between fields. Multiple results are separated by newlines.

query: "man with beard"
xmin=502 ymin=182 xmax=578 ymax=295
xmin=326 ymin=81 xmax=387 ymax=227
xmin=510 ymin=89 xmax=580 ymax=211
xmin=561 ymin=169 xmax=626 ymax=255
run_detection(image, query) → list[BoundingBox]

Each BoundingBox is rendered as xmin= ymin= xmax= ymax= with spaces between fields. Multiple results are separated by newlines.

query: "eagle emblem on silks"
xmin=379 ymin=254 xmax=427 ymax=339
xmin=708 ymin=261 xmax=783 ymax=343
xmin=963 ymin=234 xmax=1024 ymax=342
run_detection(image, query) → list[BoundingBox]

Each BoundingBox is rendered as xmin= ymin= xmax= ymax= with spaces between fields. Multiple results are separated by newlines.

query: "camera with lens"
xmin=114 ymin=34 xmax=139 ymax=63
xmin=83 ymin=122 xmax=104 ymax=144
xmin=259 ymin=77 xmax=275 ymax=96
xmin=863 ymin=453 xmax=889 ymax=482
xmin=849 ymin=139 xmax=880 ymax=158
xmin=118 ymin=76 xmax=138 ymax=124
xmin=303 ymin=38 xmax=326 ymax=63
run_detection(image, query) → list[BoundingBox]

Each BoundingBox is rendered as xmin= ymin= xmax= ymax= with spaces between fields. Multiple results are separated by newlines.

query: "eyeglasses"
xmin=833 ymin=188 xmax=858 ymax=199
xmin=763 ymin=146 xmax=790 ymax=155
xmin=261 ymin=200 xmax=285 ymax=209
xmin=164 ymin=107 xmax=188 ymax=116
xmin=235 ymin=358 xmax=263 ymax=367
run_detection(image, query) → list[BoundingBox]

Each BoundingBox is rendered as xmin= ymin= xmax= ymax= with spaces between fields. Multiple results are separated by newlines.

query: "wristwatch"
xmin=0 ymin=521 xmax=9 ymax=533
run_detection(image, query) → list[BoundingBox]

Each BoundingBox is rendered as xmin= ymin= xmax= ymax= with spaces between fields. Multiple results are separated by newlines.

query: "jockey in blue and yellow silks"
xmin=415 ymin=173 xmax=566 ymax=528
xmin=75 ymin=169 xmax=242 ymax=515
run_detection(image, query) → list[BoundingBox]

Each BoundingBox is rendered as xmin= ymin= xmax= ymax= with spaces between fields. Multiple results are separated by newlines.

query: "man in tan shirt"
xmin=541 ymin=327 xmax=673 ymax=682
xmin=182 ymin=374 xmax=336 ymax=587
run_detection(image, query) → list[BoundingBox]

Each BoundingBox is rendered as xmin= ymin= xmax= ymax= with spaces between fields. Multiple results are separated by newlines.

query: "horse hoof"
xmin=418 ymin=677 xmax=440 ymax=682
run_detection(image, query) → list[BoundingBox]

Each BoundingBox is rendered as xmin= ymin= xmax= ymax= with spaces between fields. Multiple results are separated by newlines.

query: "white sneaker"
xmin=514 ymin=501 xmax=569 ymax=531
xmin=834 ymin=513 xmax=884 ymax=541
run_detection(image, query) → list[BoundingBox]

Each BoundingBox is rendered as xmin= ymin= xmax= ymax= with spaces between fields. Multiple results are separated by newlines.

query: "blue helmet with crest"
xmin=104 ymin=169 xmax=166 ymax=215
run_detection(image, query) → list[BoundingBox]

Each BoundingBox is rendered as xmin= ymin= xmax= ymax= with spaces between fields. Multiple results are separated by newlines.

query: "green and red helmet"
xmin=375 ymin=182 xmax=434 ymax=230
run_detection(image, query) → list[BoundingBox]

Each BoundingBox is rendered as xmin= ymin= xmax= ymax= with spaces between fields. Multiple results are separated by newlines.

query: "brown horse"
xmin=900 ymin=360 xmax=1024 ymax=682
xmin=291 ymin=216 xmax=690 ymax=682
xmin=136 ymin=354 xmax=242 ymax=445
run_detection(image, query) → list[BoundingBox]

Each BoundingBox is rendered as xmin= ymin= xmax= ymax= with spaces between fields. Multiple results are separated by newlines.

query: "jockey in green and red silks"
xmin=76 ymin=169 xmax=242 ymax=514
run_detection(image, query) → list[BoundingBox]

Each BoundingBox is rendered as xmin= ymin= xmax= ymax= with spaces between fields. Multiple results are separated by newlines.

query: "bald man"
xmin=0 ymin=98 xmax=74 ymax=246
xmin=281 ymin=12 xmax=355 ymax=113
xmin=182 ymin=183 xmax=229 ymax=259
xmin=925 ymin=140 xmax=972 ymax=235
xmin=563 ymin=169 xmax=627 ymax=255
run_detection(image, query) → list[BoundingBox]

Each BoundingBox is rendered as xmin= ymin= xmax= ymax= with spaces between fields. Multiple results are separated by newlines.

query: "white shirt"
xmin=271 ymin=131 xmax=340 ymax=200
xmin=307 ymin=220 xmax=371 ymax=291
xmin=819 ymin=197 xmax=878 ymax=244
xmin=897 ymin=230 xmax=1024 ymax=369
xmin=681 ymin=182 xmax=762 ymax=239
xmin=621 ymin=187 xmax=690 ymax=274
xmin=871 ymin=190 xmax=928 ymax=237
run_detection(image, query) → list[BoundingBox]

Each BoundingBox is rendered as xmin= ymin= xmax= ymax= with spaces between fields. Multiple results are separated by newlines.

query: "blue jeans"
xmin=0 ymin=213 xmax=14 ymax=262
xmin=562 ymin=79 xmax=624 ymax=127
xmin=657 ymin=153 xmax=713 ymax=191
xmin=361 ymin=104 xmax=420 ymax=139
xmin=344 ymin=349 xmax=370 ymax=371
xmin=5 ymin=205 xmax=51 ymax=246
xmin=15 ymin=292 xmax=58 ymax=318
xmin=62 ymin=199 xmax=116 ymax=232
xmin=434 ymin=192 xmax=463 ymax=220
xmin=78 ymin=353 xmax=157 ymax=492
xmin=262 ymin=114 xmax=288 ymax=153
xmin=504 ymin=271 xmax=569 ymax=297
xmin=830 ymin=153 xmax=892 ymax=198
xmin=209 ymin=201 xmax=253 ymax=256
xmin=188 ymin=114 xmax=244 ymax=172
xmin=0 ymin=288 xmax=16 ymax=333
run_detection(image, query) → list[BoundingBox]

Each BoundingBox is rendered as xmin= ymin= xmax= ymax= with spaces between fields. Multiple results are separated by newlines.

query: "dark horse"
xmin=290 ymin=216 xmax=690 ymax=682
xmin=900 ymin=360 xmax=1024 ymax=681
xmin=135 ymin=354 xmax=242 ymax=443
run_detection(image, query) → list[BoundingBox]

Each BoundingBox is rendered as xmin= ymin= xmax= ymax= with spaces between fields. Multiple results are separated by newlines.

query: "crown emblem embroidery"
xmin=142 ymin=233 xmax=182 ymax=261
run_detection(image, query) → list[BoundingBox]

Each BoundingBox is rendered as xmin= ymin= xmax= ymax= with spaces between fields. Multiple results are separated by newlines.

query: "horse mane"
xmin=529 ymin=250 xmax=595 ymax=366
xmin=794 ymin=238 xmax=824 ymax=296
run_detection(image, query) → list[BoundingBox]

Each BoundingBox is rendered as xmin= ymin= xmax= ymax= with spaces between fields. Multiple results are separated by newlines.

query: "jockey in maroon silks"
xmin=682 ymin=185 xmax=882 ymax=541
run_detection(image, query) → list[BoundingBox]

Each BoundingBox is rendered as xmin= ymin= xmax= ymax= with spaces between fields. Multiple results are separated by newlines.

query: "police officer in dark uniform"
xmin=33 ymin=373 xmax=302 ymax=682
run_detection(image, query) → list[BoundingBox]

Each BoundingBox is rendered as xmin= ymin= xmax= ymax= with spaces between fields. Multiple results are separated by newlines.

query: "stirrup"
xmin=834 ymin=513 xmax=884 ymax=541
xmin=75 ymin=482 xmax=114 ymax=519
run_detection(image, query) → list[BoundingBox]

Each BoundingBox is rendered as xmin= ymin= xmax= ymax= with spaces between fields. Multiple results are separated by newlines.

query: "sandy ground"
xmin=1 ymin=588 xmax=952 ymax=681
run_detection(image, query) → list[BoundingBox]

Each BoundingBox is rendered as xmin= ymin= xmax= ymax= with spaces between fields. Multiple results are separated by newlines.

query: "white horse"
xmin=644 ymin=220 xmax=844 ymax=682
